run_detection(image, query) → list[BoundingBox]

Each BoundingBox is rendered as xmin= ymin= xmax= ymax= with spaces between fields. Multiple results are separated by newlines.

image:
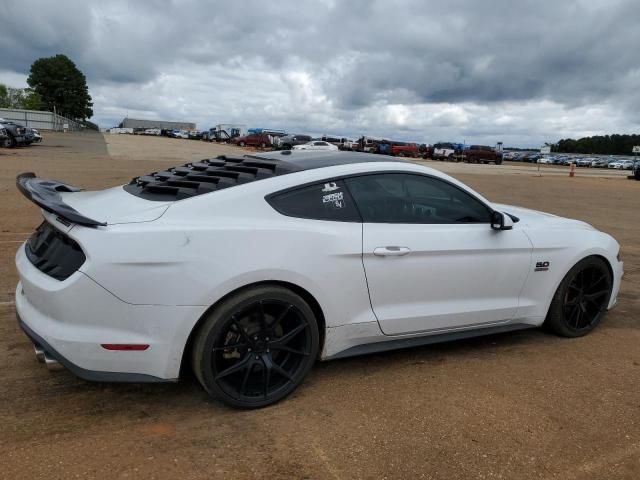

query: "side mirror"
xmin=491 ymin=211 xmax=514 ymax=231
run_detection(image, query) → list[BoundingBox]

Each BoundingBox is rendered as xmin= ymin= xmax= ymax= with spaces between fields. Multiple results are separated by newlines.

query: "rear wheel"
xmin=544 ymin=257 xmax=612 ymax=337
xmin=191 ymin=286 xmax=319 ymax=408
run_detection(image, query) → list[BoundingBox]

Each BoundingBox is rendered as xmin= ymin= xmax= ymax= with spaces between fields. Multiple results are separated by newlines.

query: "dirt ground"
xmin=0 ymin=132 xmax=638 ymax=479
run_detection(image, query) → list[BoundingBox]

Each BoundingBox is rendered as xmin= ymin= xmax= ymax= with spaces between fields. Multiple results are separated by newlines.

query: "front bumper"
xmin=16 ymin=244 xmax=206 ymax=381
xmin=608 ymin=259 xmax=624 ymax=309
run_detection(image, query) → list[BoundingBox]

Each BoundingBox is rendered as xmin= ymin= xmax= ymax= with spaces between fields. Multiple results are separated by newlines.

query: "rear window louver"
xmin=123 ymin=155 xmax=297 ymax=200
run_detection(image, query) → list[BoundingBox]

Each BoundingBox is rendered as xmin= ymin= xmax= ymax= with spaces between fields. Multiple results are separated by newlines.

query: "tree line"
xmin=553 ymin=134 xmax=640 ymax=155
xmin=0 ymin=54 xmax=93 ymax=123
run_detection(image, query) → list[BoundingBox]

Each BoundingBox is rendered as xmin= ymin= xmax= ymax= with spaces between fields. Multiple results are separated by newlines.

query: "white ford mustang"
xmin=15 ymin=151 xmax=623 ymax=408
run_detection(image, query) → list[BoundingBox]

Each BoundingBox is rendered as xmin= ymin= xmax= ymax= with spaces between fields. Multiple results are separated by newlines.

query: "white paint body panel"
xmin=15 ymin=157 xmax=623 ymax=379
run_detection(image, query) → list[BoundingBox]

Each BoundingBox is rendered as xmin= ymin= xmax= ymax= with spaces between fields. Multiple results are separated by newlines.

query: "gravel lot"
xmin=1 ymin=132 xmax=638 ymax=479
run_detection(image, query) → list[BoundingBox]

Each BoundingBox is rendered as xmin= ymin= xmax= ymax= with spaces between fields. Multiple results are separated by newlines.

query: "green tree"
xmin=27 ymin=54 xmax=93 ymax=120
xmin=554 ymin=134 xmax=640 ymax=155
xmin=0 ymin=84 xmax=7 ymax=108
xmin=0 ymin=84 xmax=46 ymax=110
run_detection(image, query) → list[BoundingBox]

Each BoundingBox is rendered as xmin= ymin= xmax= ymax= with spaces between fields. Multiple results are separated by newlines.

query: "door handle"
xmin=373 ymin=246 xmax=411 ymax=257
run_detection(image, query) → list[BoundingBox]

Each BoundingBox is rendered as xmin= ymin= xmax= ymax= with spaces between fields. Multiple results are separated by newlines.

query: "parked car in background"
xmin=27 ymin=128 xmax=42 ymax=144
xmin=320 ymin=136 xmax=357 ymax=151
xmin=292 ymin=141 xmax=339 ymax=151
xmin=279 ymin=134 xmax=312 ymax=150
xmin=608 ymin=159 xmax=634 ymax=170
xmin=173 ymin=130 xmax=189 ymax=139
xmin=0 ymin=127 xmax=9 ymax=147
xmin=463 ymin=145 xmax=503 ymax=165
xmin=0 ymin=118 xmax=29 ymax=147
xmin=537 ymin=157 xmax=554 ymax=164
xmin=188 ymin=131 xmax=204 ymax=140
xmin=575 ymin=157 xmax=593 ymax=167
xmin=232 ymin=133 xmax=272 ymax=148
xmin=633 ymin=161 xmax=640 ymax=180
xmin=143 ymin=128 xmax=161 ymax=136
xmin=432 ymin=142 xmax=463 ymax=160
xmin=591 ymin=158 xmax=609 ymax=168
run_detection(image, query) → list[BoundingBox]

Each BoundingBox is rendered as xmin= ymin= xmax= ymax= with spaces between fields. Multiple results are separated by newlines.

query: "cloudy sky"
xmin=1 ymin=0 xmax=638 ymax=146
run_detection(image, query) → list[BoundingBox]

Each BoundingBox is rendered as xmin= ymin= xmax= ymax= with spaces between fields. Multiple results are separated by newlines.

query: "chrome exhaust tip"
xmin=44 ymin=353 xmax=64 ymax=372
xmin=34 ymin=345 xmax=45 ymax=363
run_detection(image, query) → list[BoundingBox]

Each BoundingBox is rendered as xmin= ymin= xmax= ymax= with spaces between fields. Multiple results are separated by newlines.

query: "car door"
xmin=345 ymin=173 xmax=533 ymax=336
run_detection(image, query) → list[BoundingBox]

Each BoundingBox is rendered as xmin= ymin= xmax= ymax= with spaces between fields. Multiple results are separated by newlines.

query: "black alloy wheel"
xmin=544 ymin=256 xmax=612 ymax=337
xmin=191 ymin=286 xmax=319 ymax=408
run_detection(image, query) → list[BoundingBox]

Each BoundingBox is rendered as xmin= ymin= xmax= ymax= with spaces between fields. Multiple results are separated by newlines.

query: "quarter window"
xmin=345 ymin=174 xmax=492 ymax=224
xmin=267 ymin=180 xmax=361 ymax=222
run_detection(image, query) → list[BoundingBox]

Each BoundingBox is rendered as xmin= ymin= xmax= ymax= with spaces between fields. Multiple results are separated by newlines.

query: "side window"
xmin=267 ymin=180 xmax=361 ymax=222
xmin=345 ymin=174 xmax=492 ymax=224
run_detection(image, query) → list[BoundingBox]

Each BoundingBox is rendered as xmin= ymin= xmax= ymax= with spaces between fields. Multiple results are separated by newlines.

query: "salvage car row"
xmin=0 ymin=118 xmax=43 ymax=147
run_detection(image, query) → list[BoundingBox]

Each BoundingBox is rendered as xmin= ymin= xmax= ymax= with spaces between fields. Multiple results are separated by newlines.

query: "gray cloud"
xmin=0 ymin=0 xmax=638 ymax=146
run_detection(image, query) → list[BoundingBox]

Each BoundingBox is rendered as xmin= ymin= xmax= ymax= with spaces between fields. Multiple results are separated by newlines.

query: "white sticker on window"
xmin=322 ymin=182 xmax=340 ymax=192
xmin=322 ymin=191 xmax=344 ymax=208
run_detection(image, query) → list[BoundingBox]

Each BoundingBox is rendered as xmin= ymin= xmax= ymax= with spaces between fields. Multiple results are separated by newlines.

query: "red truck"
xmin=376 ymin=141 xmax=420 ymax=157
xmin=463 ymin=145 xmax=503 ymax=164
xmin=232 ymin=133 xmax=272 ymax=148
xmin=391 ymin=142 xmax=420 ymax=157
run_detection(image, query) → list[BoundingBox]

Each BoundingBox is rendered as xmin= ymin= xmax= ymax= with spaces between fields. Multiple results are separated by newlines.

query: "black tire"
xmin=191 ymin=285 xmax=319 ymax=408
xmin=239 ymin=141 xmax=245 ymax=147
xmin=8 ymin=134 xmax=17 ymax=148
xmin=543 ymin=256 xmax=612 ymax=338
xmin=495 ymin=158 xmax=503 ymax=165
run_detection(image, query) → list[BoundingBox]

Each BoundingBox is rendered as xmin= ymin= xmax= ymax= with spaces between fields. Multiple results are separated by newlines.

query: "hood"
xmin=492 ymin=203 xmax=595 ymax=230
xmin=61 ymin=186 xmax=170 ymax=225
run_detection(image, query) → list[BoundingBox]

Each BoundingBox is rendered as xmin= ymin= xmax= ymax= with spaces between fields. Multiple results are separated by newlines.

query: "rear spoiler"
xmin=16 ymin=172 xmax=107 ymax=227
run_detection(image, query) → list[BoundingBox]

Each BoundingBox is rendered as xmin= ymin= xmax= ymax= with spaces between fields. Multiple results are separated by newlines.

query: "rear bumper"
xmin=17 ymin=313 xmax=169 ymax=383
xmin=16 ymin=244 xmax=206 ymax=381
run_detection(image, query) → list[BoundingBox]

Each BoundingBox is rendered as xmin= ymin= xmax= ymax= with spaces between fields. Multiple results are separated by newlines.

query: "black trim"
xmin=16 ymin=173 xmax=106 ymax=227
xmin=266 ymin=170 xmax=495 ymax=225
xmin=326 ymin=324 xmax=534 ymax=360
xmin=265 ymin=179 xmax=363 ymax=223
xmin=25 ymin=222 xmax=86 ymax=280
xmin=18 ymin=315 xmax=174 ymax=384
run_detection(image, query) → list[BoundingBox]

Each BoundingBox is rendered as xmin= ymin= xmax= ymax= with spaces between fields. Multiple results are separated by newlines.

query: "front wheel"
xmin=191 ymin=286 xmax=319 ymax=408
xmin=544 ymin=256 xmax=612 ymax=337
